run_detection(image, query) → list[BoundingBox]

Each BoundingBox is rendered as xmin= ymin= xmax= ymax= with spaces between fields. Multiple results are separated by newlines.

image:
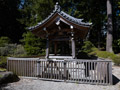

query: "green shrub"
xmin=77 ymin=41 xmax=99 ymax=59
xmin=112 ymin=56 xmax=120 ymax=66
xmin=81 ymin=41 xmax=117 ymax=60
xmin=14 ymin=45 xmax=27 ymax=57
xmin=0 ymin=37 xmax=10 ymax=47
xmin=88 ymin=48 xmax=99 ymax=55
xmin=0 ymin=74 xmax=3 ymax=78
xmin=95 ymin=51 xmax=116 ymax=59
xmin=117 ymin=39 xmax=120 ymax=48
xmin=81 ymin=41 xmax=97 ymax=53
xmin=0 ymin=68 xmax=6 ymax=72
xmin=0 ymin=44 xmax=17 ymax=56
xmin=21 ymin=32 xmax=46 ymax=55
xmin=0 ymin=56 xmax=7 ymax=68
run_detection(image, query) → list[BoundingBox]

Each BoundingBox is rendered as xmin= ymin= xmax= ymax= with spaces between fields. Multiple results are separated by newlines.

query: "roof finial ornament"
xmin=55 ymin=2 xmax=61 ymax=12
xmin=56 ymin=2 xmax=58 ymax=5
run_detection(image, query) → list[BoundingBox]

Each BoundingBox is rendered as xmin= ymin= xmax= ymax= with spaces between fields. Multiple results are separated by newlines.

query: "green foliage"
xmin=0 ymin=0 xmax=120 ymax=54
xmin=113 ymin=0 xmax=120 ymax=53
xmin=19 ymin=0 xmax=54 ymax=26
xmin=0 ymin=37 xmax=10 ymax=47
xmin=0 ymin=74 xmax=3 ymax=78
xmin=0 ymin=0 xmax=25 ymax=42
xmin=0 ymin=56 xmax=7 ymax=68
xmin=95 ymin=51 xmax=116 ymax=59
xmin=112 ymin=56 xmax=120 ymax=66
xmin=0 ymin=43 xmax=27 ymax=57
xmin=21 ymin=32 xmax=45 ymax=55
xmin=117 ymin=39 xmax=120 ymax=48
xmin=81 ymin=41 xmax=96 ymax=53
xmin=88 ymin=46 xmax=116 ymax=59
xmin=81 ymin=41 xmax=116 ymax=60
xmin=77 ymin=41 xmax=98 ymax=59
xmin=0 ymin=44 xmax=17 ymax=56
xmin=14 ymin=45 xmax=27 ymax=57
xmin=76 ymin=0 xmax=107 ymax=49
xmin=0 ymin=68 xmax=6 ymax=72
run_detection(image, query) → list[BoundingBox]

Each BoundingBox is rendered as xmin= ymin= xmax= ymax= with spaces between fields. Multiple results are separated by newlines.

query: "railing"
xmin=7 ymin=57 xmax=112 ymax=85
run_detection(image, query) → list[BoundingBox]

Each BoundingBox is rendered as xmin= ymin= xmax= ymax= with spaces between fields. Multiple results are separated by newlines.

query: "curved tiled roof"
xmin=28 ymin=2 xmax=92 ymax=30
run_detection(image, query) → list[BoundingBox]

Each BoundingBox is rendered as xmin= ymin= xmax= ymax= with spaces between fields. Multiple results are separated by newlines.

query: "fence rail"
xmin=7 ymin=57 xmax=112 ymax=85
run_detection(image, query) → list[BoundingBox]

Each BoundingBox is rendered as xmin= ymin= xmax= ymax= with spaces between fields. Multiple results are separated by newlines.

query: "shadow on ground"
xmin=77 ymin=52 xmax=98 ymax=59
xmin=112 ymin=74 xmax=120 ymax=85
xmin=0 ymin=84 xmax=8 ymax=90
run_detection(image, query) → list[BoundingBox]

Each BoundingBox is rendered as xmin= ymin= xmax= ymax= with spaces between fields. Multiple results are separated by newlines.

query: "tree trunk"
xmin=106 ymin=0 xmax=113 ymax=52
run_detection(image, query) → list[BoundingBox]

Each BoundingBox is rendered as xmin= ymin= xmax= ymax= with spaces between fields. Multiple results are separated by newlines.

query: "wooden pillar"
xmin=37 ymin=61 xmax=40 ymax=77
xmin=109 ymin=61 xmax=113 ymax=85
xmin=70 ymin=25 xmax=75 ymax=59
xmin=71 ymin=32 xmax=75 ymax=59
xmin=46 ymin=35 xmax=49 ymax=59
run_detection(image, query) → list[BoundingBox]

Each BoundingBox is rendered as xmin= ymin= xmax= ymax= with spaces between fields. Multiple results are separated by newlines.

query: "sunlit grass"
xmin=0 ymin=74 xmax=3 ymax=78
xmin=0 ymin=68 xmax=6 ymax=72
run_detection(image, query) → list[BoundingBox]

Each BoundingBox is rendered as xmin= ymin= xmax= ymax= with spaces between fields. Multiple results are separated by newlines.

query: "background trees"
xmin=21 ymin=32 xmax=45 ymax=55
xmin=113 ymin=0 xmax=120 ymax=53
xmin=0 ymin=0 xmax=25 ymax=43
xmin=0 ymin=0 xmax=120 ymax=55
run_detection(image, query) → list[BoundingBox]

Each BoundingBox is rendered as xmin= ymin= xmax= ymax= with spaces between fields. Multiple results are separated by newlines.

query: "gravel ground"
xmin=1 ymin=66 xmax=120 ymax=90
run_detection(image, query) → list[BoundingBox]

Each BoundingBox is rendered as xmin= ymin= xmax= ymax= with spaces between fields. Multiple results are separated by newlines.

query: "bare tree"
xmin=106 ymin=0 xmax=113 ymax=52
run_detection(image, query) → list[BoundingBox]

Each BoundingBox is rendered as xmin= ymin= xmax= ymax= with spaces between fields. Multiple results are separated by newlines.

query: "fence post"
xmin=64 ymin=60 xmax=67 ymax=82
xmin=7 ymin=58 xmax=9 ymax=71
xmin=109 ymin=61 xmax=113 ymax=85
xmin=37 ymin=60 xmax=40 ymax=77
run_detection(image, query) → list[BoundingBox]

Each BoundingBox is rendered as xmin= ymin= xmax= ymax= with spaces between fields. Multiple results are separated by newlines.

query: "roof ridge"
xmin=28 ymin=2 xmax=92 ymax=30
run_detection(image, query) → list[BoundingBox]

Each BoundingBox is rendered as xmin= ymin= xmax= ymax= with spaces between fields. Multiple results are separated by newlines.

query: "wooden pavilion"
xmin=7 ymin=3 xmax=113 ymax=85
xmin=28 ymin=3 xmax=92 ymax=59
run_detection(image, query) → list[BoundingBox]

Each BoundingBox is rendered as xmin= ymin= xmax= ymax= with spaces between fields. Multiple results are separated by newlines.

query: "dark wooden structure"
xmin=28 ymin=3 xmax=92 ymax=59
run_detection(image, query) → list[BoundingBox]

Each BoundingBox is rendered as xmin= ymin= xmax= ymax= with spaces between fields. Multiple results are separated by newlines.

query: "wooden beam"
xmin=51 ymin=38 xmax=70 ymax=41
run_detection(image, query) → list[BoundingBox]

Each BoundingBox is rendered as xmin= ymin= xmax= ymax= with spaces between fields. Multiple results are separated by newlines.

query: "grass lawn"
xmin=0 ymin=68 xmax=6 ymax=72
xmin=0 ymin=74 xmax=3 ymax=78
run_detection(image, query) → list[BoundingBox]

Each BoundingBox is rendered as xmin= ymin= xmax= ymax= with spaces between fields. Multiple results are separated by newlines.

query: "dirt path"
xmin=1 ymin=66 xmax=120 ymax=90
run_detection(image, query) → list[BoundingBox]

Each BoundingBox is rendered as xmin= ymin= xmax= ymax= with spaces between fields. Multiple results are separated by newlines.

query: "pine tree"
xmin=21 ymin=32 xmax=45 ymax=55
